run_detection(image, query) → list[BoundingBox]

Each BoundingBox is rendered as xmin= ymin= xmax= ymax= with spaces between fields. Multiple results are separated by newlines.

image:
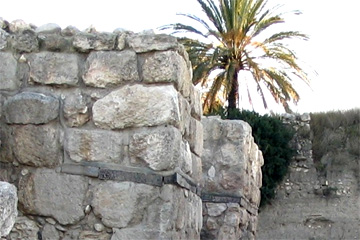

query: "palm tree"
xmin=161 ymin=0 xmax=309 ymax=113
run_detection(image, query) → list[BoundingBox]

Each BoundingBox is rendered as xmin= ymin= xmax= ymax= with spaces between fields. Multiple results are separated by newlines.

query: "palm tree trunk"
xmin=227 ymin=70 xmax=238 ymax=111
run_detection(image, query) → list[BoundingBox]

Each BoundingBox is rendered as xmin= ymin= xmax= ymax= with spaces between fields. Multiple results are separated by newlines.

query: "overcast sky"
xmin=2 ymin=0 xmax=359 ymax=114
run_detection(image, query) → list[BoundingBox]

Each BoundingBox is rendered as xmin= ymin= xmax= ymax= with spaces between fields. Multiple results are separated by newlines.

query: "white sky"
xmin=1 ymin=0 xmax=359 ymax=114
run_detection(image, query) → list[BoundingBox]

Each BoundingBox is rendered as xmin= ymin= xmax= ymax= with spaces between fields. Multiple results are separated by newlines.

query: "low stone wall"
xmin=201 ymin=117 xmax=264 ymax=240
xmin=0 ymin=19 xmax=203 ymax=240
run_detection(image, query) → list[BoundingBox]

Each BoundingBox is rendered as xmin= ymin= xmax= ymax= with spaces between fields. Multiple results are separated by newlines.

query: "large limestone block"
xmin=186 ymin=118 xmax=203 ymax=157
xmin=0 ymin=182 xmax=18 ymax=237
xmin=91 ymin=181 xmax=158 ymax=228
xmin=18 ymin=169 xmax=88 ymax=225
xmin=73 ymin=32 xmax=117 ymax=52
xmin=4 ymin=92 xmax=59 ymax=124
xmin=65 ymin=128 xmax=129 ymax=163
xmin=129 ymin=126 xmax=184 ymax=171
xmin=28 ymin=52 xmax=80 ymax=86
xmin=140 ymin=50 xmax=191 ymax=91
xmin=0 ymin=52 xmax=19 ymax=91
xmin=83 ymin=50 xmax=138 ymax=88
xmin=11 ymin=123 xmax=62 ymax=167
xmin=127 ymin=34 xmax=178 ymax=53
xmin=93 ymin=84 xmax=180 ymax=129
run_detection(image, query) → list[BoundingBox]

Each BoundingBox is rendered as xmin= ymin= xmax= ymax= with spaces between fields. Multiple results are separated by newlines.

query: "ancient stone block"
xmin=38 ymin=33 xmax=70 ymax=51
xmin=186 ymin=118 xmax=203 ymax=157
xmin=206 ymin=203 xmax=227 ymax=217
xmin=65 ymin=128 xmax=129 ymax=164
xmin=8 ymin=217 xmax=39 ymax=240
xmin=140 ymin=50 xmax=190 ymax=89
xmin=0 ymin=52 xmax=19 ymax=91
xmin=127 ymin=33 xmax=178 ymax=53
xmin=83 ymin=50 xmax=138 ymax=88
xmin=11 ymin=123 xmax=61 ymax=167
xmin=92 ymin=84 xmax=180 ymax=130
xmin=91 ymin=181 xmax=158 ymax=228
xmin=190 ymin=85 xmax=203 ymax=120
xmin=10 ymin=29 xmax=39 ymax=52
xmin=4 ymin=92 xmax=59 ymax=125
xmin=18 ymin=169 xmax=88 ymax=225
xmin=63 ymin=91 xmax=90 ymax=127
xmin=129 ymin=126 xmax=182 ymax=171
xmin=42 ymin=224 xmax=60 ymax=240
xmin=28 ymin=52 xmax=79 ymax=85
xmin=35 ymin=23 xmax=61 ymax=34
xmin=0 ymin=182 xmax=18 ymax=237
xmin=0 ymin=29 xmax=9 ymax=50
xmin=73 ymin=32 xmax=117 ymax=52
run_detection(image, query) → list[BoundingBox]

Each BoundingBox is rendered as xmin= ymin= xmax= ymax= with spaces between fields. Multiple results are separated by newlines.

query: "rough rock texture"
xmin=18 ymin=169 xmax=88 ymax=225
xmin=83 ymin=50 xmax=139 ymax=87
xmin=28 ymin=52 xmax=80 ymax=86
xmin=8 ymin=216 xmax=39 ymax=240
xmin=92 ymin=84 xmax=180 ymax=129
xmin=127 ymin=34 xmax=178 ymax=53
xmin=0 ymin=181 xmax=18 ymax=237
xmin=0 ymin=52 xmax=19 ymax=90
xmin=257 ymin=113 xmax=360 ymax=240
xmin=63 ymin=91 xmax=90 ymax=127
xmin=4 ymin=92 xmax=59 ymax=124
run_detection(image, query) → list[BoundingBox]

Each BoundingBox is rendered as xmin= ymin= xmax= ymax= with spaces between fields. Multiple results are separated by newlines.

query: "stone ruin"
xmin=0 ymin=19 xmax=264 ymax=239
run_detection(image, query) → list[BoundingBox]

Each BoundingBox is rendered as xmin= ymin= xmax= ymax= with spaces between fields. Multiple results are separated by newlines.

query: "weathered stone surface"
xmin=129 ymin=126 xmax=182 ymax=171
xmin=35 ymin=23 xmax=61 ymax=34
xmin=11 ymin=123 xmax=61 ymax=167
xmin=73 ymin=32 xmax=116 ymax=52
xmin=11 ymin=29 xmax=39 ymax=52
xmin=190 ymin=86 xmax=203 ymax=120
xmin=91 ymin=181 xmax=158 ymax=228
xmin=93 ymin=84 xmax=180 ymax=129
xmin=83 ymin=50 xmax=138 ymax=87
xmin=140 ymin=50 xmax=190 ymax=89
xmin=65 ymin=128 xmax=128 ymax=163
xmin=9 ymin=20 xmax=32 ymax=33
xmin=187 ymin=118 xmax=203 ymax=157
xmin=42 ymin=224 xmax=60 ymax=240
xmin=111 ymin=228 xmax=160 ymax=240
xmin=0 ymin=29 xmax=9 ymax=50
xmin=28 ymin=52 xmax=79 ymax=85
xmin=38 ymin=33 xmax=70 ymax=51
xmin=18 ymin=169 xmax=88 ymax=225
xmin=61 ymin=26 xmax=80 ymax=36
xmin=127 ymin=34 xmax=178 ymax=53
xmin=79 ymin=231 xmax=110 ymax=240
xmin=178 ymin=93 xmax=191 ymax=135
xmin=0 ymin=52 xmax=19 ymax=91
xmin=4 ymin=92 xmax=59 ymax=124
xmin=115 ymin=32 xmax=126 ymax=51
xmin=206 ymin=203 xmax=227 ymax=217
xmin=0 ymin=182 xmax=18 ymax=237
xmin=63 ymin=91 xmax=89 ymax=127
xmin=8 ymin=217 xmax=39 ymax=240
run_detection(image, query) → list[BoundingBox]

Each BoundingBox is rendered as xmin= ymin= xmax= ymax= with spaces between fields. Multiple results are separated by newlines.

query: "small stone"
xmin=94 ymin=223 xmax=105 ymax=232
xmin=45 ymin=218 xmax=56 ymax=225
xmin=20 ymin=169 xmax=29 ymax=176
xmin=208 ymin=166 xmax=216 ymax=178
xmin=0 ymin=52 xmax=19 ymax=91
xmin=206 ymin=203 xmax=227 ymax=217
xmin=84 ymin=205 xmax=92 ymax=214
xmin=9 ymin=19 xmax=31 ymax=32
xmin=35 ymin=23 xmax=61 ymax=34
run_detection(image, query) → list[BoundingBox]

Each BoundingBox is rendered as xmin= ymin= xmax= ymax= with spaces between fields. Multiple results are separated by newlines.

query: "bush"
xmin=210 ymin=108 xmax=295 ymax=206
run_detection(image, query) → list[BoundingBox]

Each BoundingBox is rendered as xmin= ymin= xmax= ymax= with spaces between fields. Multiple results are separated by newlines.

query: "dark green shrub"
xmin=210 ymin=108 xmax=295 ymax=206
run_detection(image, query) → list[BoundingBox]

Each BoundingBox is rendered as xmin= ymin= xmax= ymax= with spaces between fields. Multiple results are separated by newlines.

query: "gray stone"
xmin=79 ymin=231 xmax=110 ymax=240
xmin=111 ymin=228 xmax=160 ymax=240
xmin=127 ymin=34 xmax=178 ymax=53
xmin=18 ymin=169 xmax=88 ymax=225
xmin=0 ymin=17 xmax=8 ymax=30
xmin=9 ymin=217 xmax=39 ymax=240
xmin=129 ymin=126 xmax=183 ymax=171
xmin=73 ymin=32 xmax=116 ymax=52
xmin=91 ymin=181 xmax=158 ymax=228
xmin=63 ymin=91 xmax=89 ymax=127
xmin=206 ymin=203 xmax=227 ymax=217
xmin=140 ymin=50 xmax=190 ymax=90
xmin=187 ymin=118 xmax=203 ymax=157
xmin=38 ymin=33 xmax=70 ymax=51
xmin=93 ymin=84 xmax=180 ymax=129
xmin=83 ymin=50 xmax=138 ymax=88
xmin=300 ymin=113 xmax=311 ymax=122
xmin=4 ymin=92 xmax=59 ymax=124
xmin=190 ymin=86 xmax=203 ymax=120
xmin=11 ymin=123 xmax=61 ymax=167
xmin=115 ymin=32 xmax=126 ymax=50
xmin=11 ymin=29 xmax=39 ymax=52
xmin=28 ymin=52 xmax=79 ymax=85
xmin=42 ymin=224 xmax=60 ymax=240
xmin=0 ymin=182 xmax=18 ymax=237
xmin=35 ymin=23 xmax=61 ymax=34
xmin=0 ymin=52 xmax=19 ymax=91
xmin=61 ymin=26 xmax=80 ymax=36
xmin=9 ymin=20 xmax=31 ymax=32
xmin=0 ymin=29 xmax=9 ymax=50
xmin=65 ymin=128 xmax=129 ymax=163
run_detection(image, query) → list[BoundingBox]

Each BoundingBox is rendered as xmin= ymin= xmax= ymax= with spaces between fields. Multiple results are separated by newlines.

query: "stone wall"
xmin=201 ymin=117 xmax=264 ymax=240
xmin=0 ymin=19 xmax=203 ymax=240
xmin=0 ymin=18 xmax=264 ymax=240
xmin=257 ymin=113 xmax=360 ymax=239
